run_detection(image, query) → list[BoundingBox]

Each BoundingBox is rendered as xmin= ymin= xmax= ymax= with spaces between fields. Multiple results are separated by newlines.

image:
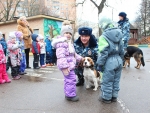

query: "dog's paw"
xmin=86 ymin=85 xmax=90 ymax=89
xmin=135 ymin=66 xmax=140 ymax=69
xmin=127 ymin=65 xmax=130 ymax=67
xmin=93 ymin=88 xmax=97 ymax=91
xmin=123 ymin=66 xmax=125 ymax=68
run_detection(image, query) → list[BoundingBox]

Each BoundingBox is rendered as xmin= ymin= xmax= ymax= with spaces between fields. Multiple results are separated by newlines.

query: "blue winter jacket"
xmin=32 ymin=34 xmax=40 ymax=54
xmin=97 ymin=27 xmax=124 ymax=66
xmin=0 ymin=38 xmax=7 ymax=51
xmin=45 ymin=38 xmax=53 ymax=54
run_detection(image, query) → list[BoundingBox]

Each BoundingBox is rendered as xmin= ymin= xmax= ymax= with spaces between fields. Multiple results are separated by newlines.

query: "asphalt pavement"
xmin=0 ymin=48 xmax=150 ymax=113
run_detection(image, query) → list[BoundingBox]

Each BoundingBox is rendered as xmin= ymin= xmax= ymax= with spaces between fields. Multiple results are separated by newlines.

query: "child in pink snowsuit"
xmin=52 ymin=21 xmax=83 ymax=102
xmin=0 ymin=43 xmax=11 ymax=84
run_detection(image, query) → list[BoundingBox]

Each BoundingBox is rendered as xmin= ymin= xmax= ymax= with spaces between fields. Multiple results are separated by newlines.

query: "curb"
xmin=129 ymin=45 xmax=150 ymax=48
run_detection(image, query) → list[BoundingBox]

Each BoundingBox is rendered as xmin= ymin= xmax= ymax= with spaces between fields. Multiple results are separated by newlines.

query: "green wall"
xmin=43 ymin=19 xmax=62 ymax=38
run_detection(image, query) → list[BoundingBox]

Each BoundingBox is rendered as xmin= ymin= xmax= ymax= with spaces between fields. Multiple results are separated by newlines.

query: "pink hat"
xmin=15 ymin=31 xmax=23 ymax=38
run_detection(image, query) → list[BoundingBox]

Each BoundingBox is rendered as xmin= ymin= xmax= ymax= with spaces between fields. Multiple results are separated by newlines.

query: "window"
xmin=33 ymin=29 xmax=39 ymax=34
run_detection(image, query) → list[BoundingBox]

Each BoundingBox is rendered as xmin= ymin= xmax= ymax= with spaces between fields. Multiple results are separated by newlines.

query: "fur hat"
xmin=119 ymin=12 xmax=127 ymax=18
xmin=15 ymin=31 xmax=23 ymax=38
xmin=60 ymin=20 xmax=73 ymax=36
xmin=38 ymin=34 xmax=44 ymax=40
xmin=78 ymin=27 xmax=92 ymax=36
xmin=9 ymin=32 xmax=16 ymax=39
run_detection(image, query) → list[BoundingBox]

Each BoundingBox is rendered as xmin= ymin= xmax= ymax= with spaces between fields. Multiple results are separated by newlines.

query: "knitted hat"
xmin=99 ymin=17 xmax=115 ymax=31
xmin=9 ymin=32 xmax=16 ymax=39
xmin=78 ymin=27 xmax=92 ymax=36
xmin=38 ymin=34 xmax=44 ymax=40
xmin=60 ymin=20 xmax=73 ymax=36
xmin=119 ymin=12 xmax=127 ymax=18
xmin=15 ymin=31 xmax=23 ymax=38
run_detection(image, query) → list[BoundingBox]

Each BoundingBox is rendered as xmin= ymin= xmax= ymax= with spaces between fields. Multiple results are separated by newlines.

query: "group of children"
xmin=0 ymin=31 xmax=55 ymax=82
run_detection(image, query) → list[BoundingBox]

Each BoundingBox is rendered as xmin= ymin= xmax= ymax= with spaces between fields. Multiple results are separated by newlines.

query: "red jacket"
xmin=31 ymin=42 xmax=40 ymax=54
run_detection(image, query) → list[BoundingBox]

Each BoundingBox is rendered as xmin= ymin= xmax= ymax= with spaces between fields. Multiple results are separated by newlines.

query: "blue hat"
xmin=119 ymin=12 xmax=127 ymax=18
xmin=78 ymin=27 xmax=92 ymax=36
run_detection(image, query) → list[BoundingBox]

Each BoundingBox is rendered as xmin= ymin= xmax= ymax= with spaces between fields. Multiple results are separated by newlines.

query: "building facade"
xmin=0 ymin=15 xmax=75 ymax=40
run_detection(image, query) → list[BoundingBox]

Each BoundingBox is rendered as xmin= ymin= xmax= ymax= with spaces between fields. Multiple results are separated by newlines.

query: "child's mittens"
xmin=62 ymin=68 xmax=70 ymax=76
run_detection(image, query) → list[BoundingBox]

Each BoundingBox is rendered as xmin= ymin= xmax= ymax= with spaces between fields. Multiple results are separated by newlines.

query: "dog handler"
xmin=74 ymin=27 xmax=98 ymax=86
xmin=118 ymin=12 xmax=130 ymax=50
xmin=97 ymin=19 xmax=124 ymax=104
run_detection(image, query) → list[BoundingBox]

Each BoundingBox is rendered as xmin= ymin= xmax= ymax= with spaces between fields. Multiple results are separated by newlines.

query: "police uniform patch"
xmin=88 ymin=50 xmax=92 ymax=55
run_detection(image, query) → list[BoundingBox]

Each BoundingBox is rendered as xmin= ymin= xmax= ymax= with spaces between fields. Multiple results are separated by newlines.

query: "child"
xmin=0 ymin=31 xmax=7 ymax=56
xmin=45 ymin=35 xmax=53 ymax=66
xmin=38 ymin=34 xmax=46 ymax=68
xmin=15 ymin=31 xmax=27 ymax=75
xmin=52 ymin=21 xmax=83 ymax=102
xmin=7 ymin=32 xmax=22 ymax=80
xmin=0 ymin=43 xmax=11 ymax=84
xmin=31 ymin=34 xmax=40 ymax=69
xmin=97 ymin=19 xmax=124 ymax=104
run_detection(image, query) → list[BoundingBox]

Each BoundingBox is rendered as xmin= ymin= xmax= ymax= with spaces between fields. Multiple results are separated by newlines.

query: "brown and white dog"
xmin=81 ymin=57 xmax=101 ymax=91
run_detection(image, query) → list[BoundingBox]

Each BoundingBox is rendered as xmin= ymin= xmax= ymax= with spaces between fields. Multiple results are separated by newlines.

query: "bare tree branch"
xmin=76 ymin=0 xmax=86 ymax=7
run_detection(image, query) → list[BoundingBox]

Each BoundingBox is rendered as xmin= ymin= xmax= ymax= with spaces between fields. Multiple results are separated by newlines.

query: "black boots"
xmin=33 ymin=62 xmax=40 ymax=69
xmin=76 ymin=77 xmax=84 ymax=86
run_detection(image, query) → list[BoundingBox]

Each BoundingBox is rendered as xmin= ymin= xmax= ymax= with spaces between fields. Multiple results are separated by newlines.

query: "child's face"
xmin=64 ymin=32 xmax=72 ymax=40
xmin=119 ymin=16 xmax=123 ymax=20
xmin=36 ymin=38 xmax=39 ymax=42
xmin=11 ymin=38 xmax=16 ymax=43
xmin=40 ymin=39 xmax=44 ymax=42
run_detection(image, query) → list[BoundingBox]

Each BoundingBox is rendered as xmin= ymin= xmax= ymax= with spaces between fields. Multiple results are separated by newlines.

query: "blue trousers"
xmin=20 ymin=53 xmax=26 ymax=72
xmin=100 ymin=56 xmax=123 ymax=100
xmin=40 ymin=54 xmax=45 ymax=66
xmin=46 ymin=52 xmax=53 ymax=64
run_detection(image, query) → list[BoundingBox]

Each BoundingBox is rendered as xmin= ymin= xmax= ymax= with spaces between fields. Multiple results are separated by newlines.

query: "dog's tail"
xmin=140 ymin=50 xmax=145 ymax=66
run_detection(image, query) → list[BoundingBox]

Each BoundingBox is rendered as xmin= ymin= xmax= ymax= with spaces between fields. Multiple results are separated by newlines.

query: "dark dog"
xmin=123 ymin=46 xmax=145 ymax=69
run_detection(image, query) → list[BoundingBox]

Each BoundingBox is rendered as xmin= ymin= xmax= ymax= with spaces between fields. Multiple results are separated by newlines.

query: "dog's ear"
xmin=88 ymin=57 xmax=94 ymax=67
xmin=79 ymin=58 xmax=85 ymax=67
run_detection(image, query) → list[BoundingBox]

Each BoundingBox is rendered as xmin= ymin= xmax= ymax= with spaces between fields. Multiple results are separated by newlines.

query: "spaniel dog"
xmin=81 ymin=57 xmax=101 ymax=91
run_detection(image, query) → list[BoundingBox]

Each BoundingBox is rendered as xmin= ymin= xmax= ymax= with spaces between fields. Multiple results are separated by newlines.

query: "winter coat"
xmin=16 ymin=39 xmax=26 ymax=71
xmin=97 ymin=27 xmax=124 ymax=100
xmin=52 ymin=36 xmax=82 ymax=71
xmin=97 ymin=27 xmax=124 ymax=67
xmin=7 ymin=40 xmax=21 ymax=67
xmin=31 ymin=34 xmax=40 ymax=54
xmin=0 ymin=44 xmax=6 ymax=64
xmin=0 ymin=38 xmax=7 ymax=52
xmin=39 ymin=42 xmax=46 ymax=54
xmin=16 ymin=39 xmax=25 ymax=54
xmin=74 ymin=34 xmax=98 ymax=66
xmin=118 ymin=18 xmax=130 ymax=41
xmin=17 ymin=19 xmax=33 ymax=49
xmin=45 ymin=38 xmax=53 ymax=54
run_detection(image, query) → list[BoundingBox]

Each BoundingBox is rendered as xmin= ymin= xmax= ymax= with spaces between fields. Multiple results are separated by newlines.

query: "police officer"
xmin=74 ymin=27 xmax=98 ymax=86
